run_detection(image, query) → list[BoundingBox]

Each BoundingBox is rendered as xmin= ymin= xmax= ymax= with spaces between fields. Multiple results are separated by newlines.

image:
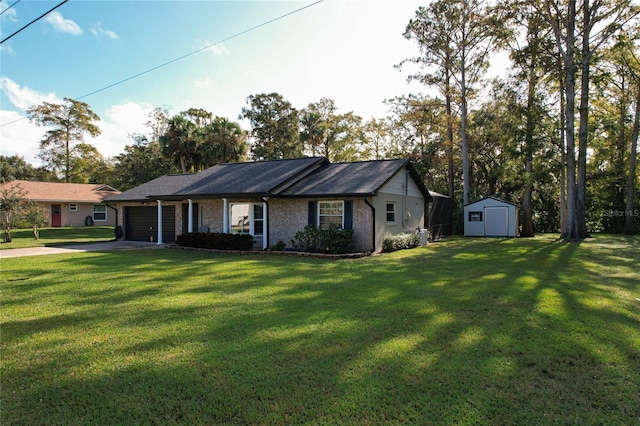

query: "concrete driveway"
xmin=0 ymin=241 xmax=162 ymax=259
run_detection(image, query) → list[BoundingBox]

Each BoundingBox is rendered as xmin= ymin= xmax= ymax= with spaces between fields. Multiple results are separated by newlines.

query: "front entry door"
xmin=51 ymin=204 xmax=62 ymax=227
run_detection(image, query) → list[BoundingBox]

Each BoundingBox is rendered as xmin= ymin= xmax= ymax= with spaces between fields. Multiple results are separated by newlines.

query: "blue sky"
xmin=1 ymin=0 xmax=430 ymax=164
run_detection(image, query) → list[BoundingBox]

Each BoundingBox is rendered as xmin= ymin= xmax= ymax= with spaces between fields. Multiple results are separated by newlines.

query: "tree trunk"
xmin=559 ymin=86 xmax=567 ymax=233
xmin=446 ymin=67 xmax=455 ymax=200
xmin=521 ymin=18 xmax=540 ymax=238
xmin=65 ymin=127 xmax=71 ymax=183
xmin=576 ymin=0 xmax=592 ymax=238
xmin=461 ymin=46 xmax=470 ymax=205
xmin=624 ymin=79 xmax=640 ymax=234
xmin=563 ymin=0 xmax=578 ymax=241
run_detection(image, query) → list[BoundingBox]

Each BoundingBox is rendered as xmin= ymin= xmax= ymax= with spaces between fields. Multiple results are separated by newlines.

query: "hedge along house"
xmin=106 ymin=157 xmax=432 ymax=252
xmin=464 ymin=196 xmax=518 ymax=237
xmin=0 ymin=180 xmax=120 ymax=227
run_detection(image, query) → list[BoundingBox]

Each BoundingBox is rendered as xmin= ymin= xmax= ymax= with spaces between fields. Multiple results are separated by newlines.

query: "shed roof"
xmin=0 ymin=180 xmax=120 ymax=203
xmin=464 ymin=196 xmax=516 ymax=207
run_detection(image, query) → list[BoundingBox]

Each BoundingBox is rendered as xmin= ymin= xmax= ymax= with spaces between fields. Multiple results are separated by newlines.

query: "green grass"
xmin=0 ymin=226 xmax=114 ymax=250
xmin=1 ymin=234 xmax=639 ymax=425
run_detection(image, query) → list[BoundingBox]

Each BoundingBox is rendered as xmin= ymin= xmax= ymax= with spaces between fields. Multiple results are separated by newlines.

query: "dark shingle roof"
xmin=277 ymin=159 xmax=431 ymax=199
xmin=175 ymin=157 xmax=326 ymax=198
xmin=107 ymin=157 xmax=327 ymax=202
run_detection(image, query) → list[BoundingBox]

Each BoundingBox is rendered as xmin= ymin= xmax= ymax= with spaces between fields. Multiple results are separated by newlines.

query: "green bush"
xmin=176 ymin=232 xmax=254 ymax=251
xmin=291 ymin=225 xmax=354 ymax=254
xmin=270 ymin=240 xmax=286 ymax=251
xmin=382 ymin=233 xmax=422 ymax=253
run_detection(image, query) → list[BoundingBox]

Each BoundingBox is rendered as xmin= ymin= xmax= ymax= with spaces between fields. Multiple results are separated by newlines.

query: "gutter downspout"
xmin=364 ymin=196 xmax=375 ymax=253
xmin=261 ymin=196 xmax=269 ymax=250
xmin=104 ymin=201 xmax=118 ymax=227
xmin=104 ymin=201 xmax=120 ymax=239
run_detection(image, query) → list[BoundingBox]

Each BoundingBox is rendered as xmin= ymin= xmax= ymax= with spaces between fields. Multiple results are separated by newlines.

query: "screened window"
xmin=318 ymin=201 xmax=343 ymax=228
xmin=69 ymin=203 xmax=78 ymax=212
xmin=93 ymin=204 xmax=107 ymax=221
xmin=469 ymin=211 xmax=483 ymax=222
xmin=386 ymin=202 xmax=396 ymax=223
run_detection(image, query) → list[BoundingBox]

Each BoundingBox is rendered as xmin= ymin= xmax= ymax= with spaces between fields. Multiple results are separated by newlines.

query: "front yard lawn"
xmin=0 ymin=226 xmax=114 ymax=250
xmin=1 ymin=234 xmax=639 ymax=424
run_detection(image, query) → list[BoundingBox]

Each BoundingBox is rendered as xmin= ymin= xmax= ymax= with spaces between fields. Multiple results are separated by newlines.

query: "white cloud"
xmin=194 ymin=77 xmax=212 ymax=88
xmin=0 ymin=44 xmax=15 ymax=55
xmin=0 ymin=79 xmax=154 ymax=163
xmin=92 ymin=102 xmax=153 ymax=159
xmin=0 ymin=110 xmax=43 ymax=164
xmin=90 ymin=22 xmax=119 ymax=40
xmin=44 ymin=11 xmax=82 ymax=35
xmin=197 ymin=40 xmax=229 ymax=56
xmin=0 ymin=5 xmax=17 ymax=22
xmin=0 ymin=76 xmax=61 ymax=110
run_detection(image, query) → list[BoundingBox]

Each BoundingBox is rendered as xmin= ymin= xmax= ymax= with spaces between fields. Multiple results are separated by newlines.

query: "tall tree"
xmin=361 ymin=118 xmax=392 ymax=161
xmin=201 ymin=117 xmax=248 ymax=165
xmin=68 ymin=143 xmax=112 ymax=184
xmin=576 ymin=0 xmax=636 ymax=236
xmin=399 ymin=1 xmax=458 ymax=198
xmin=536 ymin=0 xmax=636 ymax=238
xmin=0 ymin=155 xmax=38 ymax=182
xmin=240 ymin=93 xmax=301 ymax=160
xmin=402 ymin=0 xmax=504 ymax=204
xmin=27 ymin=98 xmax=101 ymax=183
xmin=503 ymin=1 xmax=557 ymax=236
xmin=299 ymin=107 xmax=326 ymax=157
xmin=114 ymin=135 xmax=179 ymax=191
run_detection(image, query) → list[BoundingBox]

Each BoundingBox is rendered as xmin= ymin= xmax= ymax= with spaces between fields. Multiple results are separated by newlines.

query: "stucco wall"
xmin=41 ymin=202 xmax=117 ymax=227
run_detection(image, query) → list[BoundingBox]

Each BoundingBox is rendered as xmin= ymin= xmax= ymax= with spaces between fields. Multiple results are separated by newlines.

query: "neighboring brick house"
xmin=107 ymin=157 xmax=432 ymax=253
xmin=0 ymin=180 xmax=120 ymax=227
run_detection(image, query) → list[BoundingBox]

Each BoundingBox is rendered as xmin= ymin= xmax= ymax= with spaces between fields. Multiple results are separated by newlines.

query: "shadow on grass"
xmin=2 ymin=235 xmax=639 ymax=424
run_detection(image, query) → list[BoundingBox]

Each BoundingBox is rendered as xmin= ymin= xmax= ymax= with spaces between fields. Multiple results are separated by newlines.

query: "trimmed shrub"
xmin=176 ymin=232 xmax=254 ymax=251
xmin=382 ymin=233 xmax=421 ymax=253
xmin=270 ymin=240 xmax=286 ymax=251
xmin=291 ymin=225 xmax=354 ymax=254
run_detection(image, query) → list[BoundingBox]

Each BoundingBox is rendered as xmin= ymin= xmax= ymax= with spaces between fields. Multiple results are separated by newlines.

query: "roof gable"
xmin=0 ymin=180 xmax=121 ymax=203
xmin=278 ymin=159 xmax=431 ymax=200
xmin=464 ymin=196 xmax=516 ymax=208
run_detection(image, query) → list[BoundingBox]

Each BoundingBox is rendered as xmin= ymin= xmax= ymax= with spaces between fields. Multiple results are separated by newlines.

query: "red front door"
xmin=51 ymin=204 xmax=62 ymax=227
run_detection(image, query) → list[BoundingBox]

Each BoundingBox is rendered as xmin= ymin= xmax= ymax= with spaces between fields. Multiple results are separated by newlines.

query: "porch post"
xmin=187 ymin=198 xmax=193 ymax=233
xmin=156 ymin=200 xmax=163 ymax=244
xmin=223 ymin=198 xmax=229 ymax=233
xmin=262 ymin=201 xmax=268 ymax=250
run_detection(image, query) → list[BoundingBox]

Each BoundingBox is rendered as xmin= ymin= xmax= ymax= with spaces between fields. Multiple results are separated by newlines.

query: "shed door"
xmin=125 ymin=206 xmax=176 ymax=243
xmin=484 ymin=207 xmax=508 ymax=236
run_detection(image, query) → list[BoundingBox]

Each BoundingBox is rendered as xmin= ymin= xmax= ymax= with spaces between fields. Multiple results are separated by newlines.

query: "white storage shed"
xmin=464 ymin=197 xmax=518 ymax=237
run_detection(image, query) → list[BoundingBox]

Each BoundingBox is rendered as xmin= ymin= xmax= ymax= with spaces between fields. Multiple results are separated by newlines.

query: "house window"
xmin=230 ymin=203 xmax=250 ymax=234
xmin=93 ymin=204 xmax=107 ymax=222
xmin=252 ymin=204 xmax=264 ymax=236
xmin=69 ymin=203 xmax=78 ymax=212
xmin=318 ymin=201 xmax=344 ymax=228
xmin=230 ymin=203 xmax=264 ymax=235
xmin=386 ymin=202 xmax=396 ymax=223
xmin=469 ymin=211 xmax=483 ymax=222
